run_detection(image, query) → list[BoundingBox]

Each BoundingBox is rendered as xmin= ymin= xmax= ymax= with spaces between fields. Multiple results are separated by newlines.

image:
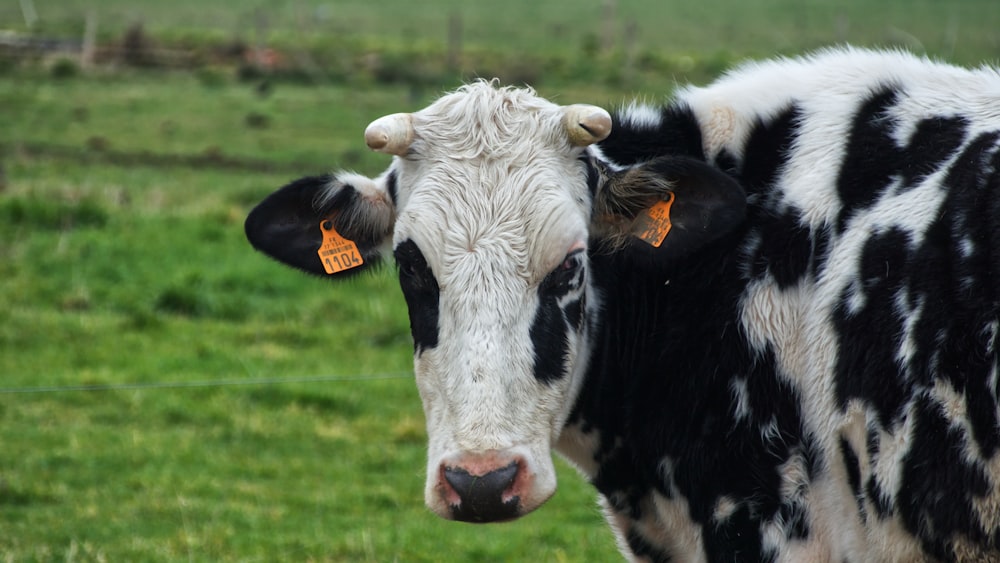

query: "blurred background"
xmin=1 ymin=0 xmax=997 ymax=560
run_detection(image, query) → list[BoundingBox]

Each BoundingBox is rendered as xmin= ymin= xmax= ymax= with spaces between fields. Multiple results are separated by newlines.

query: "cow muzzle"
xmin=431 ymin=450 xmax=553 ymax=523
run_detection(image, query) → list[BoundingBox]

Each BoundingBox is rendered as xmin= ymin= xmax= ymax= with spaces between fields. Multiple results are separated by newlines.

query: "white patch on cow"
xmin=959 ymin=236 xmax=976 ymax=258
xmin=600 ymin=490 xmax=708 ymax=563
xmin=864 ymin=513 xmax=929 ymax=563
xmin=334 ymin=171 xmax=387 ymax=204
xmin=972 ymin=454 xmax=1000 ymax=549
xmin=895 ymin=290 xmax=925 ymax=373
xmin=870 ymin=404 xmax=915 ymax=513
xmin=843 ymin=279 xmax=867 ymax=314
xmin=802 ymin=468 xmax=870 ymax=563
xmin=740 ymin=279 xmax=806 ymax=354
xmin=712 ymin=495 xmax=739 ymax=523
xmin=586 ymin=144 xmax=625 ymax=172
xmin=984 ymin=320 xmax=999 ymax=353
xmin=729 ymin=377 xmax=751 ymax=422
xmin=647 ymin=492 xmax=706 ymax=563
xmin=930 ymin=378 xmax=968 ymax=427
xmin=700 ymin=104 xmax=737 ymax=160
xmin=618 ymin=102 xmax=663 ymax=132
xmin=778 ymin=449 xmax=810 ymax=501
xmin=886 ymin=60 xmax=1000 ymax=145
xmin=760 ymin=415 xmax=782 ymax=444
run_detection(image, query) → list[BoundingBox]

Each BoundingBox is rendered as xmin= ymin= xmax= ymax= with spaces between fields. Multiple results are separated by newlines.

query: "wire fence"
xmin=0 ymin=372 xmax=413 ymax=395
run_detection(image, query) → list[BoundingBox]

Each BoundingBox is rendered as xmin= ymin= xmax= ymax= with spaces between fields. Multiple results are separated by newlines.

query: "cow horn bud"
xmin=563 ymin=104 xmax=612 ymax=146
xmin=364 ymin=113 xmax=415 ymax=156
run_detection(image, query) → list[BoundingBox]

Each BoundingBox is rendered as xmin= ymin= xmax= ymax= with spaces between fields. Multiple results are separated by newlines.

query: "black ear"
xmin=245 ymin=173 xmax=395 ymax=277
xmin=596 ymin=156 xmax=746 ymax=261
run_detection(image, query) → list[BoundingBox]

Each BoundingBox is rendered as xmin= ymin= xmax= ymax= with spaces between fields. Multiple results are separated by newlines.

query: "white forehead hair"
xmin=409 ymin=80 xmax=569 ymax=162
xmin=392 ymin=81 xmax=592 ymax=280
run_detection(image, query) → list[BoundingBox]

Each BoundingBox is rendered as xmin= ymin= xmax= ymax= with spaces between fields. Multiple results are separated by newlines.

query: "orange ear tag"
xmin=317 ymin=220 xmax=364 ymax=274
xmin=631 ymin=192 xmax=675 ymax=248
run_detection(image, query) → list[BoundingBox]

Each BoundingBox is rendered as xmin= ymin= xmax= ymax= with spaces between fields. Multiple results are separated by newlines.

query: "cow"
xmin=244 ymin=47 xmax=1000 ymax=562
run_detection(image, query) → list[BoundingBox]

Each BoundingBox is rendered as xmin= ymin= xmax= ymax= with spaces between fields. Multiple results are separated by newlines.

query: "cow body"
xmin=246 ymin=48 xmax=1000 ymax=561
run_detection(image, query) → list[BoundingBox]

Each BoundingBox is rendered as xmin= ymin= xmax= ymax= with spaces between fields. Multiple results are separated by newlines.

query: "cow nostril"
xmin=443 ymin=461 xmax=520 ymax=522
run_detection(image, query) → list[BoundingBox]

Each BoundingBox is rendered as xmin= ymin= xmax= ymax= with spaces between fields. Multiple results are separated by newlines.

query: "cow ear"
xmin=594 ymin=156 xmax=746 ymax=262
xmin=245 ymin=172 xmax=395 ymax=277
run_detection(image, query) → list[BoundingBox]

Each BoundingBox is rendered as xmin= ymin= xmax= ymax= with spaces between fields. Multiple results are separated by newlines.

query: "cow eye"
xmin=541 ymin=250 xmax=585 ymax=293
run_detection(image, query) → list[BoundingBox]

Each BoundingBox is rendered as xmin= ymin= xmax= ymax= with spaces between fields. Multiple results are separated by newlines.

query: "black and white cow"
xmin=245 ymin=47 xmax=1000 ymax=561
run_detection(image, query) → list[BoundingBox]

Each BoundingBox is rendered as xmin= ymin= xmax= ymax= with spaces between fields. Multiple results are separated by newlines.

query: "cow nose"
xmin=443 ymin=461 xmax=520 ymax=522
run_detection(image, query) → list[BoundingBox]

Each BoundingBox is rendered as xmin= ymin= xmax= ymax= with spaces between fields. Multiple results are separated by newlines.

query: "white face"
xmin=387 ymin=86 xmax=600 ymax=522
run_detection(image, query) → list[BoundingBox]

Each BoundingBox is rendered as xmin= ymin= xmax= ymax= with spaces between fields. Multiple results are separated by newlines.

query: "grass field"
xmin=1 ymin=1 xmax=999 ymax=561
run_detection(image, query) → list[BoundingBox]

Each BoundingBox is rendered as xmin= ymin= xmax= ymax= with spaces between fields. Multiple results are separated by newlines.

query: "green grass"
xmin=1 ymin=1 xmax=999 ymax=560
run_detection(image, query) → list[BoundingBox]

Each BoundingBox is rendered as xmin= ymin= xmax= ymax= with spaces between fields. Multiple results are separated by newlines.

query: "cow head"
xmin=245 ymin=82 xmax=744 ymax=523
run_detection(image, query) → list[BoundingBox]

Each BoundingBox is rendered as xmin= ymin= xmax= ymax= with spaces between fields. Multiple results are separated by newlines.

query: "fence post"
xmin=602 ymin=0 xmax=617 ymax=55
xmin=81 ymin=10 xmax=98 ymax=68
xmin=19 ymin=0 xmax=38 ymax=27
xmin=623 ymin=19 xmax=637 ymax=85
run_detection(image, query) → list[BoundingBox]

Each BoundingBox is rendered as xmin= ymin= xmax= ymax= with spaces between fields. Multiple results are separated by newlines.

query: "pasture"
xmin=1 ymin=0 xmax=998 ymax=560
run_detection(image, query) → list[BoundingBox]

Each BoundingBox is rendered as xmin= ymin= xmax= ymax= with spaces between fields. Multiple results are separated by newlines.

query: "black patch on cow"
xmin=861 ymin=426 xmax=894 ymax=519
xmin=898 ymin=115 xmax=970 ymax=190
xmin=746 ymin=206 xmax=814 ymax=288
xmin=898 ymin=394 xmax=993 ymax=560
xmin=713 ymin=149 xmax=739 ymax=177
xmin=599 ymin=105 xmax=705 ymax=166
xmin=394 ymin=239 xmax=439 ymax=354
xmin=705 ymin=502 xmax=773 ymax=563
xmin=809 ymin=223 xmax=834 ymax=280
xmin=836 ymin=87 xmax=972 ymax=232
xmin=531 ymin=253 xmax=588 ymax=384
xmin=740 ymin=106 xmax=801 ymax=198
xmin=832 ymin=227 xmax=913 ymax=427
xmin=385 ymin=170 xmax=399 ymax=206
xmin=530 ymin=297 xmax=570 ymax=385
xmin=865 ymin=476 xmax=893 ymax=520
xmin=563 ymin=297 xmax=585 ymax=332
xmin=579 ymin=236 xmax=816 ymax=561
xmin=836 ymin=87 xmax=903 ymax=229
xmin=903 ymin=131 xmax=1000 ymax=457
xmin=581 ymin=154 xmax=603 ymax=197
